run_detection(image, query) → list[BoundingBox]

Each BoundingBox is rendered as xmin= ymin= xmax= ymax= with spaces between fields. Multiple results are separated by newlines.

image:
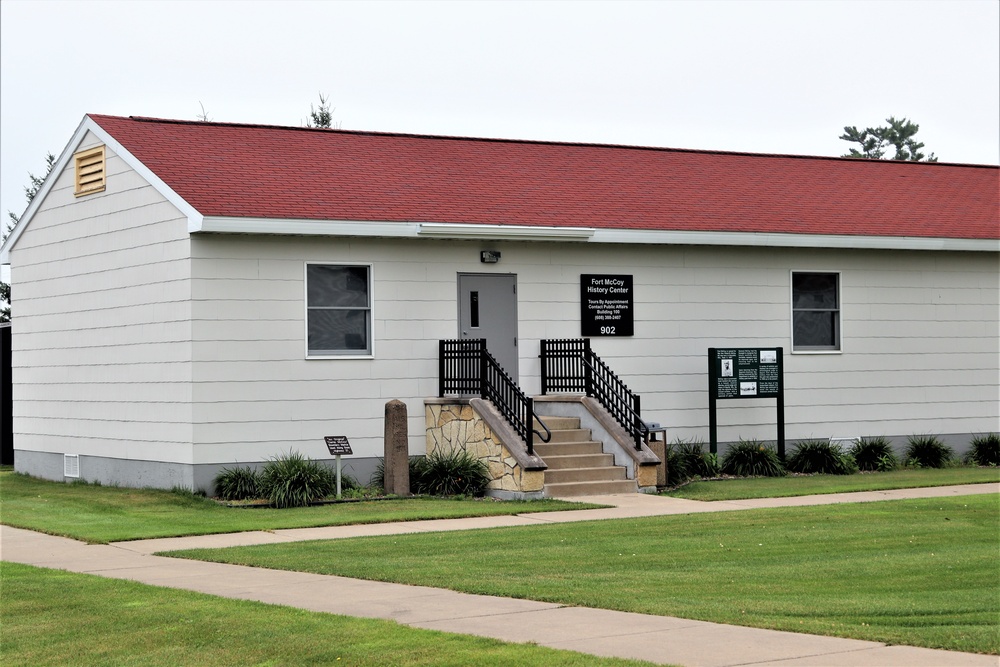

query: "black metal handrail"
xmin=539 ymin=338 xmax=647 ymax=450
xmin=439 ymin=339 xmax=550 ymax=455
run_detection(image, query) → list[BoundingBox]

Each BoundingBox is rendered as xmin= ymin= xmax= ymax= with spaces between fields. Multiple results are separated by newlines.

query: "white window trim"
xmin=304 ymin=262 xmax=375 ymax=360
xmin=790 ymin=269 xmax=843 ymax=355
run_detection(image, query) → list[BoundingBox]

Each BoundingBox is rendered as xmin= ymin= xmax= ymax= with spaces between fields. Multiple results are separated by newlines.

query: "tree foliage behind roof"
xmin=840 ymin=116 xmax=937 ymax=162
xmin=2 ymin=152 xmax=55 ymax=322
xmin=305 ymin=93 xmax=338 ymax=129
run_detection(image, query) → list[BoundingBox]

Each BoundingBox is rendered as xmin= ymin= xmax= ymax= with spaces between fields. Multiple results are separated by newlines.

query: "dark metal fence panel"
xmin=540 ymin=338 xmax=647 ymax=450
xmin=439 ymin=339 xmax=484 ymax=396
xmin=1 ymin=323 xmax=11 ymax=465
xmin=539 ymin=338 xmax=589 ymax=394
xmin=439 ymin=339 xmax=549 ymax=455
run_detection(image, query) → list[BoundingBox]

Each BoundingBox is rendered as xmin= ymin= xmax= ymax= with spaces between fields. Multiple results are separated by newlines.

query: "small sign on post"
xmin=708 ymin=348 xmax=785 ymax=458
xmin=324 ymin=436 xmax=353 ymax=498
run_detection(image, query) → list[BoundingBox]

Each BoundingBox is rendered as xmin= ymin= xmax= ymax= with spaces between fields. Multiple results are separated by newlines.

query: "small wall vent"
xmin=74 ymin=146 xmax=106 ymax=197
xmin=64 ymin=454 xmax=80 ymax=478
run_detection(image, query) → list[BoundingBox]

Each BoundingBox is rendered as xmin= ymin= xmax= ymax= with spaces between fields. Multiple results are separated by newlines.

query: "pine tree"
xmin=305 ymin=93 xmax=339 ymax=129
xmin=3 ymin=152 xmax=56 ymax=322
xmin=840 ymin=117 xmax=937 ymax=162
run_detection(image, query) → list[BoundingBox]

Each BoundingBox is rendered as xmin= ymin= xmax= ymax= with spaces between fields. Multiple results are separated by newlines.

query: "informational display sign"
xmin=580 ymin=274 xmax=634 ymax=336
xmin=711 ymin=348 xmax=782 ymax=399
xmin=707 ymin=348 xmax=785 ymax=457
xmin=324 ymin=436 xmax=353 ymax=456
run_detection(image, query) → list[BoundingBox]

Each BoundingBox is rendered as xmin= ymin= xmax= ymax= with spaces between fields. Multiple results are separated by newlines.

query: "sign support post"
xmin=324 ymin=436 xmax=353 ymax=499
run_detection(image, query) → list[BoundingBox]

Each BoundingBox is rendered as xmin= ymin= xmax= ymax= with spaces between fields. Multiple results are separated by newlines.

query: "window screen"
xmin=307 ymin=264 xmax=371 ymax=356
xmin=792 ymin=272 xmax=840 ymax=351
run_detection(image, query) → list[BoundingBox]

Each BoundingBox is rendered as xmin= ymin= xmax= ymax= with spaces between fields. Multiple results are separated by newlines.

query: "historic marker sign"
xmin=324 ymin=436 xmax=353 ymax=456
xmin=324 ymin=436 xmax=353 ymax=499
xmin=581 ymin=274 xmax=634 ymax=336
xmin=708 ymin=348 xmax=785 ymax=457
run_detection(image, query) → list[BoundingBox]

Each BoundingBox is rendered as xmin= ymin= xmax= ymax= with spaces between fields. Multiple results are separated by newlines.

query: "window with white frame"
xmin=791 ymin=271 xmax=840 ymax=352
xmin=306 ymin=264 xmax=372 ymax=356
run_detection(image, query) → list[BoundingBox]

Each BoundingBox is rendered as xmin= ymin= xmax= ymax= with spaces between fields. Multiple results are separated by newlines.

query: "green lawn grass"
xmin=0 ymin=562 xmax=658 ymax=667
xmin=170 ymin=494 xmax=1000 ymax=655
xmin=665 ymin=467 xmax=999 ymax=501
xmin=0 ymin=471 xmax=597 ymax=543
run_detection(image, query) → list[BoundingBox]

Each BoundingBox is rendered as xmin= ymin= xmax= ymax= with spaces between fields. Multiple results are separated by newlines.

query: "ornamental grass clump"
xmin=260 ymin=450 xmax=336 ymax=508
xmin=213 ymin=466 xmax=261 ymax=501
xmin=676 ymin=439 xmax=719 ymax=479
xmin=412 ymin=448 xmax=490 ymax=497
xmin=720 ymin=439 xmax=786 ymax=477
xmin=662 ymin=444 xmax=691 ymax=487
xmin=904 ymin=435 xmax=954 ymax=469
xmin=786 ymin=439 xmax=856 ymax=475
xmin=850 ymin=436 xmax=897 ymax=472
xmin=372 ymin=456 xmax=429 ymax=493
xmin=965 ymin=433 xmax=1000 ymax=467
xmin=663 ymin=439 xmax=719 ymax=486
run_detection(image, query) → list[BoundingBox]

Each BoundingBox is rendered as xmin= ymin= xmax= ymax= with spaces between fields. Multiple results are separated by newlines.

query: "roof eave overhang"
xmin=197 ymin=216 xmax=999 ymax=252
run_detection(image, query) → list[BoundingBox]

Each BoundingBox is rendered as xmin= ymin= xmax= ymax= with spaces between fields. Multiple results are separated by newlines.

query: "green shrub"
xmin=966 ymin=433 xmax=1000 ymax=467
xmin=412 ymin=448 xmax=490 ymax=497
xmin=677 ymin=439 xmax=719 ymax=478
xmin=850 ymin=436 xmax=897 ymax=472
xmin=372 ymin=456 xmax=428 ymax=493
xmin=663 ymin=443 xmax=692 ymax=486
xmin=720 ymin=439 xmax=786 ymax=477
xmin=213 ymin=466 xmax=262 ymax=501
xmin=661 ymin=439 xmax=719 ymax=486
xmin=904 ymin=435 xmax=954 ymax=469
xmin=260 ymin=450 xmax=336 ymax=508
xmin=786 ymin=439 xmax=856 ymax=475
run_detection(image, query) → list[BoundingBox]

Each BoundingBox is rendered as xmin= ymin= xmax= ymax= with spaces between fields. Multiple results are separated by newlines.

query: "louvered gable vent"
xmin=74 ymin=145 xmax=106 ymax=196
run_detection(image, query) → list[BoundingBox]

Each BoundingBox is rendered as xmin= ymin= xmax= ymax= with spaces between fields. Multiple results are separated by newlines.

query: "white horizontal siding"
xmin=9 ymin=132 xmax=193 ymax=463
xmin=187 ymin=235 xmax=997 ymax=464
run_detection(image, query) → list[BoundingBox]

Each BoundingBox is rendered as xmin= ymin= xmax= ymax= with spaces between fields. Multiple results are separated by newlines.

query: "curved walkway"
xmin=2 ymin=483 xmax=997 ymax=667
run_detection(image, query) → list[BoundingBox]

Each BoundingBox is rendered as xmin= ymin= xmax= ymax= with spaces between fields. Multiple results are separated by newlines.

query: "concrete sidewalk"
xmin=2 ymin=483 xmax=997 ymax=667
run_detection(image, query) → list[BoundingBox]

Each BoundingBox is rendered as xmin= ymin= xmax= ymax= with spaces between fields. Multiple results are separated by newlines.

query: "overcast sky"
xmin=2 ymin=0 xmax=998 ymax=230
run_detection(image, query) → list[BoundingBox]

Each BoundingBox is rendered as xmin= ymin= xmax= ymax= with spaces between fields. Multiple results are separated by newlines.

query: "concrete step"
xmin=543 ymin=428 xmax=593 ymax=443
xmin=544 ymin=479 xmax=638 ymax=497
xmin=533 ymin=440 xmax=604 ymax=457
xmin=544 ymin=466 xmax=628 ymax=484
xmin=543 ymin=453 xmax=615 ymax=469
xmin=534 ymin=416 xmax=580 ymax=431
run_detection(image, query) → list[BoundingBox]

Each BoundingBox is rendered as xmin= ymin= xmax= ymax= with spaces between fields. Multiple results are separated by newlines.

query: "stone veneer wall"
xmin=425 ymin=402 xmax=544 ymax=498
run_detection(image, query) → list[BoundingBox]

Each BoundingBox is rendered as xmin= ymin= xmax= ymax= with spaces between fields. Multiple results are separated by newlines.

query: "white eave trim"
xmin=588 ymin=229 xmax=1000 ymax=252
xmin=199 ymin=218 xmax=597 ymax=242
xmin=196 ymin=217 xmax=997 ymax=252
xmin=418 ymin=222 xmax=595 ymax=241
xmin=201 ymin=216 xmax=422 ymax=237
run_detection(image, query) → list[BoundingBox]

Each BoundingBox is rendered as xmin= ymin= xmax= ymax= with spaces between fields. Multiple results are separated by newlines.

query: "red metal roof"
xmin=89 ymin=114 xmax=999 ymax=240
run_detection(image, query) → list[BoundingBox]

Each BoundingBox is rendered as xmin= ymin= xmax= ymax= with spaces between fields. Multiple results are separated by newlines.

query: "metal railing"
xmin=439 ymin=339 xmax=550 ymax=455
xmin=539 ymin=338 xmax=647 ymax=450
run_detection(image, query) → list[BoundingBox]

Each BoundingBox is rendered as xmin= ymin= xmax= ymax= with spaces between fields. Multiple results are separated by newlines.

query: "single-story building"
xmin=2 ymin=114 xmax=997 ymax=495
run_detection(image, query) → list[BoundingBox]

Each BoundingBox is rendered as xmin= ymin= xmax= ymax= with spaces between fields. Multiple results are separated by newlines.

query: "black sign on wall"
xmin=707 ymin=347 xmax=785 ymax=457
xmin=581 ymin=274 xmax=634 ymax=336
